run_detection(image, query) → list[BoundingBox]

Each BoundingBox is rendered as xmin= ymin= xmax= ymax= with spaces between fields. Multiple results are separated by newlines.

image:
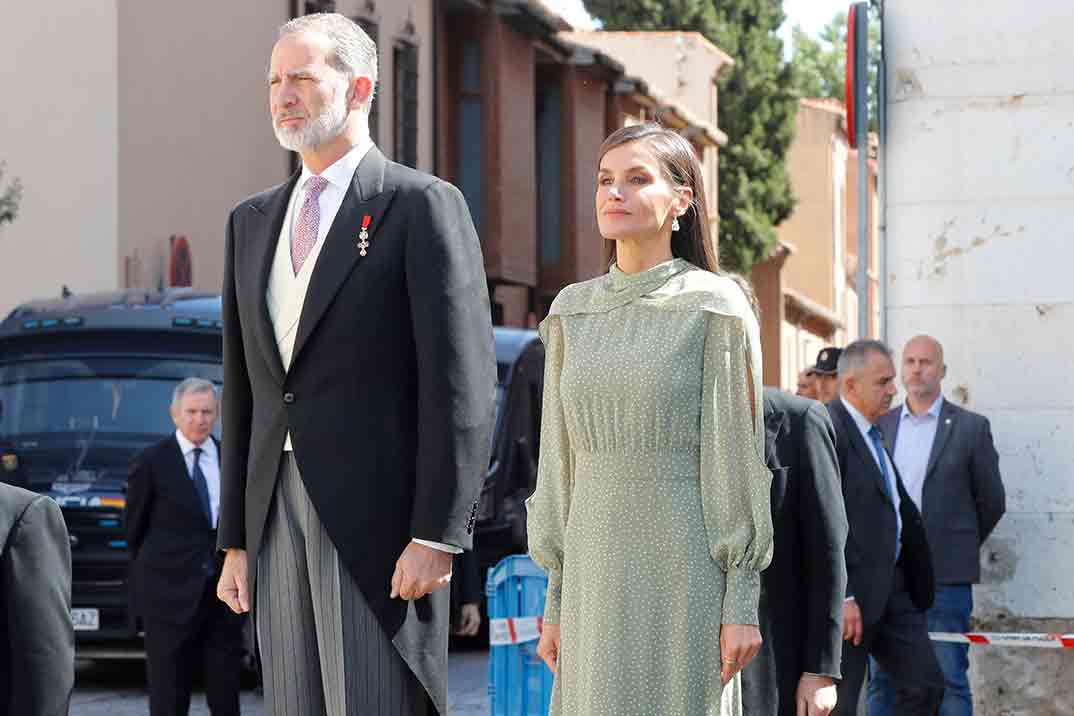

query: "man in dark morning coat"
xmin=0 ymin=481 xmax=74 ymax=716
xmin=826 ymin=340 xmax=945 ymax=716
xmin=126 ymin=378 xmax=242 ymax=716
xmin=869 ymin=335 xmax=1005 ymax=716
xmin=215 ymin=13 xmax=495 ymax=716
xmin=740 ymin=388 xmax=848 ymax=716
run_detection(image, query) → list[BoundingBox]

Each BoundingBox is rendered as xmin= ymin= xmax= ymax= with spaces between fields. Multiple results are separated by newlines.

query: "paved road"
xmin=71 ymin=648 xmax=490 ymax=715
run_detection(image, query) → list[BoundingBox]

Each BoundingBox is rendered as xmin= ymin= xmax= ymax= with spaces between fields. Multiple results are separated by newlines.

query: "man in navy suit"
xmin=826 ymin=340 xmax=945 ymax=716
xmin=869 ymin=336 xmax=1005 ymax=715
xmin=126 ymin=378 xmax=242 ymax=716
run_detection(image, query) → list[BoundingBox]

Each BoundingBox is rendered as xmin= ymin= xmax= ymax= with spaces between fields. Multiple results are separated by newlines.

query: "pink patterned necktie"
xmin=291 ymin=175 xmax=330 ymax=275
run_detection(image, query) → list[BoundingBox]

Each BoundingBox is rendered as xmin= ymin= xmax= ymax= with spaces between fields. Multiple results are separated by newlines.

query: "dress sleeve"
xmin=525 ymin=316 xmax=574 ymax=624
xmin=700 ymin=308 xmax=774 ymax=626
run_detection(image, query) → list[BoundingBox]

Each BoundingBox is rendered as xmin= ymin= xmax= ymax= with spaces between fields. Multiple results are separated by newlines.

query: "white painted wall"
xmin=0 ymin=1 xmax=119 ymax=313
xmin=884 ymin=1 xmax=1074 ymax=620
xmin=118 ymin=1 xmax=290 ymax=294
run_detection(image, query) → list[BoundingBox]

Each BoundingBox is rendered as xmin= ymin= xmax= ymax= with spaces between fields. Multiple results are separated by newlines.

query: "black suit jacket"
xmin=218 ymin=147 xmax=496 ymax=713
xmin=126 ymin=434 xmax=221 ymax=626
xmin=0 ymin=483 xmax=74 ymax=716
xmin=742 ymin=389 xmax=848 ymax=716
xmin=879 ymin=400 xmax=1005 ymax=585
xmin=827 ymin=399 xmax=935 ymax=627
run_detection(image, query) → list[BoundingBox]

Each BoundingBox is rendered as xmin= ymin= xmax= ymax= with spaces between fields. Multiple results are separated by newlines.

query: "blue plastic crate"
xmin=487 ymin=554 xmax=554 ymax=716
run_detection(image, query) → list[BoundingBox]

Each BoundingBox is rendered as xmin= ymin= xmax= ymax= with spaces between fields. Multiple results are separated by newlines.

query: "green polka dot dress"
xmin=526 ymin=258 xmax=774 ymax=715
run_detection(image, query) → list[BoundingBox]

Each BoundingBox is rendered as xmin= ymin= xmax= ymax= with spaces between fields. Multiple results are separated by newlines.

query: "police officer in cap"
xmin=813 ymin=347 xmax=843 ymax=405
xmin=0 ymin=400 xmax=28 ymax=490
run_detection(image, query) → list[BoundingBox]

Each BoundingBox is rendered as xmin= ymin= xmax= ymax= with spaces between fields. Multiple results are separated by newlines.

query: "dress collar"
xmin=607 ymin=258 xmax=691 ymax=295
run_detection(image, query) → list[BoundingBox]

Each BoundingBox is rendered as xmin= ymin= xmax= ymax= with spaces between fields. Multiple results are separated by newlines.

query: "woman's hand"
xmin=536 ymin=622 xmax=561 ymax=674
xmin=719 ymin=623 xmax=762 ymax=684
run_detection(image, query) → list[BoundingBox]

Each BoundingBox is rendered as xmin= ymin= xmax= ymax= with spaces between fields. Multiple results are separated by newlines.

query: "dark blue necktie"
xmin=867 ymin=426 xmax=894 ymax=502
xmin=191 ymin=447 xmax=212 ymax=526
xmin=868 ymin=425 xmax=901 ymax=560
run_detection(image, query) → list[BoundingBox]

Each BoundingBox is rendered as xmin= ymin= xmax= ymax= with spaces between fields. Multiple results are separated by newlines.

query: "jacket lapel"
xmin=835 ymin=401 xmax=894 ymax=506
xmin=290 ymin=147 xmax=397 ymax=370
xmin=248 ymin=172 xmax=301 ymax=385
xmin=924 ymin=399 xmax=956 ymax=482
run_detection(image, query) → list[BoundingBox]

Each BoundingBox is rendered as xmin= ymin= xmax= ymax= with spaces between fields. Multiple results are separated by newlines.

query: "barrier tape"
xmin=490 ymin=621 xmax=1074 ymax=649
xmin=930 ymin=632 xmax=1074 ymax=649
xmin=489 ymin=616 xmax=543 ymax=646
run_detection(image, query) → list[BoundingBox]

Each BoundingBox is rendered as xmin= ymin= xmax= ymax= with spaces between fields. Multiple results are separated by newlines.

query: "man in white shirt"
xmin=870 ymin=336 xmax=1005 ymax=716
xmin=825 ymin=340 xmax=945 ymax=716
xmin=215 ymin=12 xmax=495 ymax=716
xmin=126 ymin=378 xmax=242 ymax=716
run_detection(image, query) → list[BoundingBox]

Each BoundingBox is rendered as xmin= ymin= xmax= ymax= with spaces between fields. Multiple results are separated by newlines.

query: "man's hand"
xmin=455 ymin=603 xmax=481 ymax=637
xmin=796 ymin=674 xmax=838 ymax=716
xmin=217 ymin=548 xmax=250 ymax=614
xmin=842 ymin=598 xmax=863 ymax=646
xmin=719 ymin=624 xmax=763 ymax=684
xmin=390 ymin=542 xmax=453 ymax=600
xmin=536 ymin=623 xmax=561 ymax=673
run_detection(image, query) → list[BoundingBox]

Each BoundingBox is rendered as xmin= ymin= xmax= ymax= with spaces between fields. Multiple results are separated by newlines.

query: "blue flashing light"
xmin=62 ymin=316 xmax=84 ymax=326
xmin=98 ymin=519 xmax=120 ymax=528
xmin=173 ymin=317 xmax=194 ymax=327
xmin=41 ymin=319 xmax=59 ymax=328
xmin=22 ymin=320 xmax=40 ymax=330
xmin=108 ymin=540 xmax=128 ymax=549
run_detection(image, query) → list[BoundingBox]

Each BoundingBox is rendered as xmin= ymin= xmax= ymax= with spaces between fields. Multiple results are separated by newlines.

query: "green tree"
xmin=588 ymin=0 xmax=798 ymax=273
xmin=0 ymin=162 xmax=23 ymax=227
xmin=790 ymin=10 xmax=881 ymax=130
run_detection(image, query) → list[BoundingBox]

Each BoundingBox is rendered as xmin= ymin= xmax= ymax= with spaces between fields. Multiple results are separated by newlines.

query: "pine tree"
xmin=589 ymin=0 xmax=798 ymax=273
xmin=790 ymin=10 xmax=882 ymax=131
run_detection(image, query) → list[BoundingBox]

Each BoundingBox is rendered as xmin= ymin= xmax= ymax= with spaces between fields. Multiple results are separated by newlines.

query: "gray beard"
xmin=274 ymin=96 xmax=349 ymax=153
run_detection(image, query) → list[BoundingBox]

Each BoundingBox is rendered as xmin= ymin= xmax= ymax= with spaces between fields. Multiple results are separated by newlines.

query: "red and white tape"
xmin=490 ymin=622 xmax=1074 ymax=649
xmin=489 ymin=616 xmax=544 ymax=646
xmin=930 ymin=632 xmax=1074 ymax=649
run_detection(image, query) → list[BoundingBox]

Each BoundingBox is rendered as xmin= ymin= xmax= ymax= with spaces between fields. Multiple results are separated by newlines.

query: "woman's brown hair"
xmin=598 ymin=123 xmax=718 ymax=273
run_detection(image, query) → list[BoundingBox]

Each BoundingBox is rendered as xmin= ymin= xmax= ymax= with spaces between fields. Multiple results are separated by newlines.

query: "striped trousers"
xmin=256 ymin=453 xmax=431 ymax=716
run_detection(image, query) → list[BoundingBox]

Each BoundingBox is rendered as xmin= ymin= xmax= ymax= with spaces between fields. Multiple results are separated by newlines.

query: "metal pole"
xmin=877 ymin=0 xmax=888 ymax=342
xmin=855 ymin=4 xmax=870 ymax=340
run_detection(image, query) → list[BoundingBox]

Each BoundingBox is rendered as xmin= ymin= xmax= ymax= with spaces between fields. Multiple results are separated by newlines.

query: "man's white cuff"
xmin=413 ymin=538 xmax=463 ymax=554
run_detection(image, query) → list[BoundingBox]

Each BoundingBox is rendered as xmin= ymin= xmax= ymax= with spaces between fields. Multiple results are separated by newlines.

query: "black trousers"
xmin=143 ymin=581 xmax=244 ymax=716
xmin=833 ymin=567 xmax=946 ymax=716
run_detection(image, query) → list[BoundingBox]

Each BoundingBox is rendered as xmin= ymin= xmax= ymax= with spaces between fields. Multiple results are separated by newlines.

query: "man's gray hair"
xmin=279 ymin=13 xmax=379 ymax=94
xmin=837 ymin=339 xmax=894 ymax=377
xmin=171 ymin=377 xmax=218 ymax=410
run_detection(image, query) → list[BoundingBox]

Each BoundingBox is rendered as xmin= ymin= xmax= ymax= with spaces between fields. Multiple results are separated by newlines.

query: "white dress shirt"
xmin=841 ymin=397 xmax=902 ymax=550
xmin=892 ymin=395 xmax=944 ymax=511
xmin=266 ymin=140 xmax=459 ymax=555
xmin=175 ymin=430 xmax=220 ymax=528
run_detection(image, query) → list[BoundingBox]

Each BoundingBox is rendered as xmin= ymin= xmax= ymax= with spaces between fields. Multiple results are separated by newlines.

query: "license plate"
xmin=72 ymin=608 xmax=100 ymax=631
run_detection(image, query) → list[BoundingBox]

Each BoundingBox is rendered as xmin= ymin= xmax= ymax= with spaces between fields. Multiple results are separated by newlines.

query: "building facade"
xmin=436 ymin=8 xmax=731 ymax=325
xmin=0 ymin=0 xmax=438 ymax=314
xmin=751 ymin=98 xmax=880 ymax=389
xmin=884 ymin=2 xmax=1074 ymax=712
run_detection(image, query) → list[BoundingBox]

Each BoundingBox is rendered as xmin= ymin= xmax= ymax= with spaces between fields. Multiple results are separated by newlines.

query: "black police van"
xmin=0 ymin=289 xmax=543 ymax=655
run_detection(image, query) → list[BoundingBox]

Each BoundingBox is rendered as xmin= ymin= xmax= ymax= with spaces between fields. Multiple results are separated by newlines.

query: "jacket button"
xmin=283 ymin=392 xmax=295 ymax=404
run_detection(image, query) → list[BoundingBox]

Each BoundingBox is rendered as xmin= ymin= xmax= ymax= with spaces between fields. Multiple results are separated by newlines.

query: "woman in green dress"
xmin=527 ymin=124 xmax=774 ymax=715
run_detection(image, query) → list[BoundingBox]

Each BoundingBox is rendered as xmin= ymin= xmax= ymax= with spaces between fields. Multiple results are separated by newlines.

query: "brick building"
xmin=751 ymin=98 xmax=881 ymax=389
